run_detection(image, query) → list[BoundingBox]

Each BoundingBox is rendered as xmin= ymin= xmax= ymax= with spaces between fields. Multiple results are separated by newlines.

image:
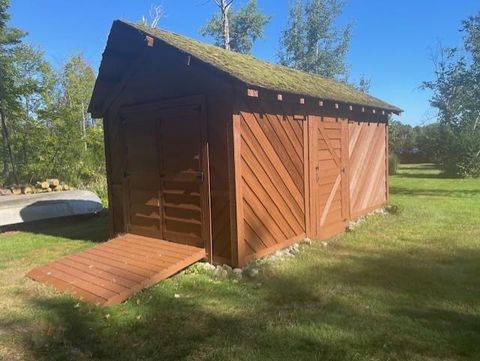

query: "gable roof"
xmin=89 ymin=20 xmax=402 ymax=116
xmin=129 ymin=21 xmax=401 ymax=113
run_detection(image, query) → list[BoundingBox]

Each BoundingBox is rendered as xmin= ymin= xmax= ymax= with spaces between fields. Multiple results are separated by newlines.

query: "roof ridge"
xmin=118 ymin=20 xmax=402 ymax=113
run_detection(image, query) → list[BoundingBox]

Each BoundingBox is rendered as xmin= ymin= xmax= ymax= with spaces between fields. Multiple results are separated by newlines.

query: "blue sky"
xmin=9 ymin=0 xmax=479 ymax=125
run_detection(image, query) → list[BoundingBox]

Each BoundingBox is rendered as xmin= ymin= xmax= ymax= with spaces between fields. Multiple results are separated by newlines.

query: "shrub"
xmin=389 ymin=153 xmax=399 ymax=175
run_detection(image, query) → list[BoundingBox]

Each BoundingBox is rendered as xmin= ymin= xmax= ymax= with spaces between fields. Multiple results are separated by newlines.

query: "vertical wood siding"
xmin=348 ymin=121 xmax=387 ymax=218
xmin=208 ymin=97 xmax=232 ymax=263
xmin=103 ymin=42 xmax=233 ymax=264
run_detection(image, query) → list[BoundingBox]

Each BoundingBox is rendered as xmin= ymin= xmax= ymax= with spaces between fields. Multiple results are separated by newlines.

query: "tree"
xmin=8 ymin=44 xmax=56 ymax=183
xmin=0 ymin=0 xmax=26 ymax=183
xmin=415 ymin=123 xmax=442 ymax=163
xmin=206 ymin=0 xmax=233 ymax=51
xmin=0 ymin=2 xmax=106 ymax=191
xmin=141 ymin=4 xmax=165 ymax=29
xmin=46 ymin=55 xmax=100 ymax=184
xmin=389 ymin=120 xmax=416 ymax=157
xmin=423 ymin=13 xmax=480 ymax=177
xmin=201 ymin=0 xmax=270 ymax=54
xmin=356 ymin=75 xmax=371 ymax=93
xmin=62 ymin=55 xmax=96 ymax=149
xmin=278 ymin=0 xmax=351 ymax=78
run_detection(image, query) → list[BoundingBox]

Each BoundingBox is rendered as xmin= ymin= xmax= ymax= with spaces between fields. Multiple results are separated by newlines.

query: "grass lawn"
xmin=1 ymin=164 xmax=479 ymax=361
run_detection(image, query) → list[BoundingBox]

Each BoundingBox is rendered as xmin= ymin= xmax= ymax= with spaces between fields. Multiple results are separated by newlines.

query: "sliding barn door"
xmin=310 ymin=116 xmax=350 ymax=239
xmin=120 ymin=98 xmax=211 ymax=253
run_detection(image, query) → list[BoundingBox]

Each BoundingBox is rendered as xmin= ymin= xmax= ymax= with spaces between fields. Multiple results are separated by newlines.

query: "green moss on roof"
xmin=126 ymin=21 xmax=401 ymax=113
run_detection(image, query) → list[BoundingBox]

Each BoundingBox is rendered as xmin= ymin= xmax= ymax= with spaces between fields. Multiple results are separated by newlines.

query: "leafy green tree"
xmin=0 ymin=0 xmax=26 ymax=183
xmin=46 ymin=55 xmax=102 ymax=185
xmin=8 ymin=44 xmax=56 ymax=183
xmin=389 ymin=120 xmax=443 ymax=164
xmin=0 ymin=1 xmax=105 ymax=192
xmin=389 ymin=120 xmax=416 ymax=157
xmin=423 ymin=13 xmax=480 ymax=177
xmin=356 ymin=75 xmax=371 ymax=93
xmin=414 ymin=123 xmax=442 ymax=163
xmin=201 ymin=0 xmax=270 ymax=54
xmin=278 ymin=0 xmax=351 ymax=78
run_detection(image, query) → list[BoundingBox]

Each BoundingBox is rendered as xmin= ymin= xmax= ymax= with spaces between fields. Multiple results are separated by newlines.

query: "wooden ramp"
xmin=27 ymin=234 xmax=206 ymax=305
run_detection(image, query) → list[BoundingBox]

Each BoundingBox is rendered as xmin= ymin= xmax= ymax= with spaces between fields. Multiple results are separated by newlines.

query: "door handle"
xmin=315 ymin=166 xmax=320 ymax=182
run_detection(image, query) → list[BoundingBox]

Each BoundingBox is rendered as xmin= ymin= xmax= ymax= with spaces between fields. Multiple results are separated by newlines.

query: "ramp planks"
xmin=27 ymin=234 xmax=205 ymax=305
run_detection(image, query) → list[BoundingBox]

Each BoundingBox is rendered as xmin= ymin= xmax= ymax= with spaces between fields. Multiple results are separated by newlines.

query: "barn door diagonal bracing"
xmin=310 ymin=116 xmax=349 ymax=239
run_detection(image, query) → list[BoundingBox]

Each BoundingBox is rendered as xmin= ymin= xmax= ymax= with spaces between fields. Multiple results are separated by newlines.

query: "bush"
xmin=80 ymin=175 xmax=108 ymax=208
xmin=436 ymin=126 xmax=480 ymax=178
xmin=389 ymin=153 xmax=399 ymax=175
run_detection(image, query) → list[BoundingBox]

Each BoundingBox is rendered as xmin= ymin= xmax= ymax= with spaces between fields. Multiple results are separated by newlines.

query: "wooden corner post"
xmin=385 ymin=121 xmax=390 ymax=203
xmin=227 ymin=108 xmax=246 ymax=267
xmin=303 ymin=116 xmax=311 ymax=237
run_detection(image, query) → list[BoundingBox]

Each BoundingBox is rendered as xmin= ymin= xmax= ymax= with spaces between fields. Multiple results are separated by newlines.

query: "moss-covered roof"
xmin=125 ymin=21 xmax=401 ymax=113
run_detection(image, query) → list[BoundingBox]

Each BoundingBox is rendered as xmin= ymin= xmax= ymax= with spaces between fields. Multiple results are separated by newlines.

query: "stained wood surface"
xmin=97 ymin=26 xmax=392 ymax=266
xmin=102 ymin=43 xmax=233 ymax=264
xmin=237 ymin=100 xmax=306 ymax=263
xmin=27 ymin=234 xmax=205 ymax=305
xmin=348 ymin=121 xmax=387 ymax=218
xmin=310 ymin=117 xmax=349 ymax=239
xmin=121 ymin=100 xmax=209 ymax=250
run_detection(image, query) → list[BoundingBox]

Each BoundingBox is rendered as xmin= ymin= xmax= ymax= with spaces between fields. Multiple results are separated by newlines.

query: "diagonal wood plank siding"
xmin=238 ymin=101 xmax=306 ymax=262
xmin=348 ymin=121 xmax=387 ymax=218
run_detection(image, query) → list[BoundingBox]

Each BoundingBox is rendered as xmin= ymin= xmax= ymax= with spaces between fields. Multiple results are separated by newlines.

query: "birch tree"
xmin=213 ymin=0 xmax=233 ymax=50
xmin=141 ymin=4 xmax=165 ymax=29
xmin=201 ymin=0 xmax=270 ymax=53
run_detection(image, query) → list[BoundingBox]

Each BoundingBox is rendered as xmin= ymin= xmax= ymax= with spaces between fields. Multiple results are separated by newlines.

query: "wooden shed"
xmin=89 ymin=20 xmax=402 ymax=268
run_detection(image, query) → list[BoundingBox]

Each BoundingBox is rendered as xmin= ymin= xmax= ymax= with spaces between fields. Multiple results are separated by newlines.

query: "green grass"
xmin=1 ymin=164 xmax=479 ymax=361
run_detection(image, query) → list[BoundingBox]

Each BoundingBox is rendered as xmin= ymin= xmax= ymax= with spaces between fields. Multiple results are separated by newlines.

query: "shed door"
xmin=121 ymin=98 xmax=211 ymax=253
xmin=311 ymin=117 xmax=350 ymax=239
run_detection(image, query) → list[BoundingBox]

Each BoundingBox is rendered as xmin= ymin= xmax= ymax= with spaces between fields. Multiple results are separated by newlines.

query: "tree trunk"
xmin=0 ymin=106 xmax=19 ymax=184
xmin=81 ymin=101 xmax=87 ymax=151
xmin=1 ymin=108 xmax=8 ymax=181
xmin=218 ymin=0 xmax=232 ymax=51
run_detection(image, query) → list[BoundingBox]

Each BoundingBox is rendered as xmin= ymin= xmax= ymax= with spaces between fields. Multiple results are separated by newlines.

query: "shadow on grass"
xmin=398 ymin=164 xmax=439 ymax=170
xmin=390 ymin=186 xmax=480 ymax=198
xmin=394 ymin=173 xmax=448 ymax=179
xmin=0 ymin=212 xmax=109 ymax=243
xmin=11 ymin=245 xmax=480 ymax=361
xmin=17 ymin=284 xmax=335 ymax=361
xmin=394 ymin=164 xmax=462 ymax=180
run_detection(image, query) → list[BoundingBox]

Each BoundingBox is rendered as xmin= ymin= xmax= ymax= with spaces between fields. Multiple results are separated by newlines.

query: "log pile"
xmin=1 ymin=179 xmax=72 ymax=196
